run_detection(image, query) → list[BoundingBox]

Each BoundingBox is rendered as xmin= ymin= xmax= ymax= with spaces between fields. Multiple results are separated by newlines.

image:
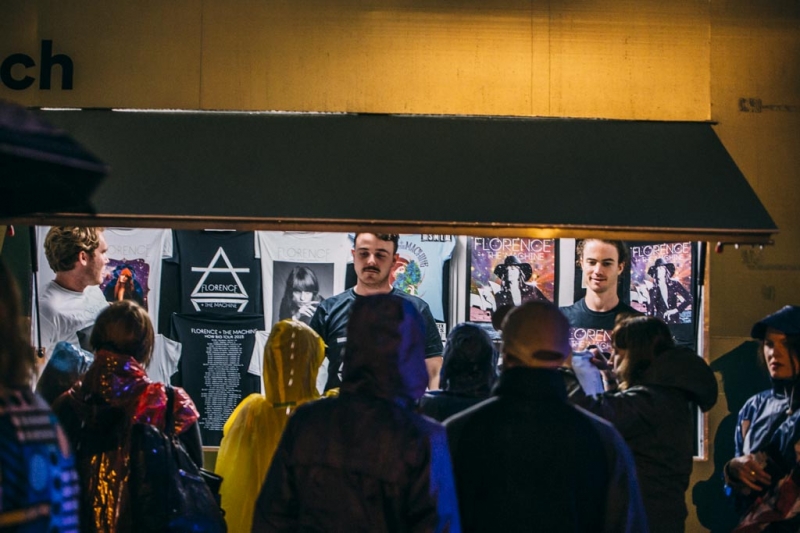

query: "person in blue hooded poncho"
xmin=724 ymin=305 xmax=800 ymax=532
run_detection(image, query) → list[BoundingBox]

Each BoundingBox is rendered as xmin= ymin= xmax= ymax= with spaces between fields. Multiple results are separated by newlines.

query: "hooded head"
xmin=262 ymin=319 xmax=325 ymax=405
xmin=341 ymin=294 xmax=428 ymax=404
xmin=440 ymin=323 xmax=498 ymax=397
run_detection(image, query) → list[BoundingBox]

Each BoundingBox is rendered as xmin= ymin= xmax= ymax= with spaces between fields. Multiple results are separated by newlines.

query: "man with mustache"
xmin=310 ymin=233 xmax=444 ymax=392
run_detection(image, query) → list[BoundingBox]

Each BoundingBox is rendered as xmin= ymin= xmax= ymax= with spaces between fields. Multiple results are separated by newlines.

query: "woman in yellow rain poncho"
xmin=214 ymin=319 xmax=325 ymax=532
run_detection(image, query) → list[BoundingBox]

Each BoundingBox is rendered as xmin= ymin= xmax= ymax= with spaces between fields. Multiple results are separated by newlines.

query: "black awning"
xmin=6 ymin=110 xmax=777 ymax=244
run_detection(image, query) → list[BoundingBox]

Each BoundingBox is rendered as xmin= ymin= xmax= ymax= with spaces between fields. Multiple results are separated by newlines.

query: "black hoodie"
xmin=572 ymin=347 xmax=718 ymax=533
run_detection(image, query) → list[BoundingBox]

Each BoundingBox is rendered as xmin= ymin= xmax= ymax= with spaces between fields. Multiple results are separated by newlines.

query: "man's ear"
xmin=617 ymin=261 xmax=625 ymax=275
xmin=393 ymin=253 xmax=400 ymax=263
xmin=77 ymin=250 xmax=90 ymax=266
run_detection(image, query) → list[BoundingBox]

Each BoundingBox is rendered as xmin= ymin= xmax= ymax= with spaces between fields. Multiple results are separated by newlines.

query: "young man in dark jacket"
xmin=445 ymin=301 xmax=647 ymax=533
xmin=253 ymin=293 xmax=461 ymax=532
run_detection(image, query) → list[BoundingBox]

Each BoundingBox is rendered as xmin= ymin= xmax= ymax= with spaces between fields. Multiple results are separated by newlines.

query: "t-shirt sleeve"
xmin=420 ymin=304 xmax=443 ymax=358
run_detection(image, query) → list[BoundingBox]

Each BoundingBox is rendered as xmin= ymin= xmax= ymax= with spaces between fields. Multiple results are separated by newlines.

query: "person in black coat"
xmin=253 ymin=294 xmax=461 ymax=532
xmin=419 ymin=323 xmax=498 ymax=421
xmin=571 ymin=315 xmax=717 ymax=533
xmin=446 ymin=301 xmax=647 ymax=533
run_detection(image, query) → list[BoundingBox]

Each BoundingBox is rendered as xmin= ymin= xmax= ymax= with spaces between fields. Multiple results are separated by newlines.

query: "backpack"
xmin=128 ymin=385 xmax=227 ymax=533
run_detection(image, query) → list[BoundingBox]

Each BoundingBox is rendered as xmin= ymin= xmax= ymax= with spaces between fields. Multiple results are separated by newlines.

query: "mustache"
xmin=362 ymin=267 xmax=381 ymax=273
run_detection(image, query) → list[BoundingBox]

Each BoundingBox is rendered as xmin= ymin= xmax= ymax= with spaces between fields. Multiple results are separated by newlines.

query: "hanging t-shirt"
xmin=256 ymin=231 xmax=351 ymax=328
xmin=171 ymin=314 xmax=264 ymax=447
xmin=34 ymin=227 xmax=174 ymax=333
xmin=559 ymin=299 xmax=641 ymax=353
xmin=146 ymin=334 xmax=182 ymax=384
xmin=392 ymin=235 xmax=456 ymax=323
xmin=172 ymin=231 xmax=262 ymax=315
xmin=101 ymin=228 xmax=173 ymax=328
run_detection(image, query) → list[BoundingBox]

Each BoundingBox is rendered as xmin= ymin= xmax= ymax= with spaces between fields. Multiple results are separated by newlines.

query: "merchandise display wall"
xmin=30 ymin=227 xmax=706 ymax=451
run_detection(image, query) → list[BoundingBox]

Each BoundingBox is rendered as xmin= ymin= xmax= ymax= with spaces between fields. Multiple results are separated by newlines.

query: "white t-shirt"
xmin=256 ymin=231 xmax=352 ymax=328
xmin=34 ymin=226 xmax=173 ymax=332
xmin=38 ymin=281 xmax=109 ymax=360
xmin=101 ymin=228 xmax=173 ymax=331
xmin=146 ymin=334 xmax=182 ymax=384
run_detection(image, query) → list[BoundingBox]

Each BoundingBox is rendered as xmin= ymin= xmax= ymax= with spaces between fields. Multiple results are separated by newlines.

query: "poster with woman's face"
xmin=271 ymin=261 xmax=334 ymax=325
xmin=468 ymin=237 xmax=557 ymax=323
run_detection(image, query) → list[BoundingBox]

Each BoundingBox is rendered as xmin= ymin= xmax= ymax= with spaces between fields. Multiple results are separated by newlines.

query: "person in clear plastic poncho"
xmin=214 ymin=319 xmax=325 ymax=533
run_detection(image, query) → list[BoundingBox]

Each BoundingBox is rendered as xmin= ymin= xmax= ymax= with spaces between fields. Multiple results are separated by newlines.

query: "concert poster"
xmin=467 ymin=237 xmax=557 ymax=323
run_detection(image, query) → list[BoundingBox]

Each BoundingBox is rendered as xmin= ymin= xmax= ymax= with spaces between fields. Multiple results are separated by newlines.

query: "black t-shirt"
xmin=172 ymin=230 xmax=262 ymax=315
xmin=309 ymin=287 xmax=443 ymax=391
xmin=170 ymin=313 xmax=263 ymax=446
xmin=559 ymin=298 xmax=641 ymax=353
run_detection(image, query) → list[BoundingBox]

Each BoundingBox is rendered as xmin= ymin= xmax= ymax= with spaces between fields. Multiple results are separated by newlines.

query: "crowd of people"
xmin=2 ymin=229 xmax=800 ymax=532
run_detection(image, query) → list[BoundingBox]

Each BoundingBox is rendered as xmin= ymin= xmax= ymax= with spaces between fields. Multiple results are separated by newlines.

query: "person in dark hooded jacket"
xmin=571 ymin=315 xmax=718 ymax=533
xmin=723 ymin=305 xmax=800 ymax=532
xmin=446 ymin=301 xmax=647 ymax=533
xmin=419 ymin=323 xmax=498 ymax=422
xmin=252 ymin=293 xmax=461 ymax=532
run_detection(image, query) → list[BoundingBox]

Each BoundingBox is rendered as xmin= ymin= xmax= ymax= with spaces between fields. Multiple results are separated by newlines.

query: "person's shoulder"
xmin=571 ymin=402 xmax=631 ymax=446
xmin=739 ymin=388 xmax=774 ymax=413
xmin=614 ymin=301 xmax=643 ymax=317
xmin=316 ymin=288 xmax=355 ymax=312
xmin=443 ymin=396 xmax=498 ymax=428
xmin=559 ymin=299 xmax=584 ymax=317
xmin=391 ymin=287 xmax=428 ymax=307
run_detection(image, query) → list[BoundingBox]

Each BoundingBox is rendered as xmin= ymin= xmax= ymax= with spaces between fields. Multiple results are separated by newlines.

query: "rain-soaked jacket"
xmin=214 ymin=319 xmax=325 ymax=533
xmin=572 ymin=347 xmax=718 ymax=533
xmin=728 ymin=377 xmax=800 ymax=527
xmin=253 ymin=294 xmax=461 ymax=532
xmin=52 ymin=349 xmax=201 ymax=533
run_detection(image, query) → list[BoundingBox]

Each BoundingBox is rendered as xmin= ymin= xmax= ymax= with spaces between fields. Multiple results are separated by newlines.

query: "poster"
xmin=171 ymin=313 xmax=263 ymax=447
xmin=257 ymin=231 xmax=351 ymax=328
xmin=629 ymin=242 xmax=694 ymax=325
xmin=468 ymin=237 xmax=557 ymax=322
xmin=271 ymin=261 xmax=334 ymax=325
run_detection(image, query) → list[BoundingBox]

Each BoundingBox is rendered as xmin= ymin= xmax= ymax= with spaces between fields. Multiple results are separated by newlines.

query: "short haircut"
xmin=44 ymin=227 xmax=103 ymax=272
xmin=501 ymin=301 xmax=571 ymax=367
xmin=90 ymin=300 xmax=155 ymax=367
xmin=354 ymin=233 xmax=400 ymax=255
xmin=576 ymin=238 xmax=630 ymax=267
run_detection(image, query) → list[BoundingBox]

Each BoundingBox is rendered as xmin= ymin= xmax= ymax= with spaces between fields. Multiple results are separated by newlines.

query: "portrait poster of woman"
xmin=272 ymin=262 xmax=334 ymax=326
xmin=467 ymin=237 xmax=557 ymax=323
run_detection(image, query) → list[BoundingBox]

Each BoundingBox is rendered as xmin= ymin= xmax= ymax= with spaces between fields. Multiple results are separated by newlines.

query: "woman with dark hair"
xmin=52 ymin=300 xmax=203 ymax=533
xmin=419 ymin=323 xmax=498 ymax=421
xmin=0 ymin=259 xmax=80 ymax=530
xmin=278 ymin=266 xmax=323 ymax=324
xmin=571 ymin=315 xmax=717 ymax=533
xmin=723 ymin=305 xmax=800 ymax=532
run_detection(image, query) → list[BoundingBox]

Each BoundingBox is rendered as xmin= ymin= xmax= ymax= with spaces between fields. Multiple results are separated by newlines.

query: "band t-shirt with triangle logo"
xmin=172 ymin=230 xmax=263 ymax=315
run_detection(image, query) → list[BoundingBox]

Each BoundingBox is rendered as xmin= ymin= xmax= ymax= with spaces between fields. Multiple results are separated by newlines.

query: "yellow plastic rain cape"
xmin=214 ymin=319 xmax=325 ymax=532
